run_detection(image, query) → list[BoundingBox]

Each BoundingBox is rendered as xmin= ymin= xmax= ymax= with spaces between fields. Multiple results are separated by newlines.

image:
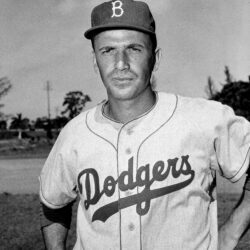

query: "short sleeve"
xmin=39 ymin=128 xmax=78 ymax=209
xmin=211 ymin=104 xmax=250 ymax=182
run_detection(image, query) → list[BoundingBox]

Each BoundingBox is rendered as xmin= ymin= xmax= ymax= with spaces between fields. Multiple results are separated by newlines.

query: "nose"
xmin=115 ymin=50 xmax=129 ymax=71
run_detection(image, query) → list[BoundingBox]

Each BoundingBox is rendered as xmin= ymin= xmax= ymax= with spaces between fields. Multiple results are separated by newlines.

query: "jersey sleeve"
xmin=211 ymin=104 xmax=250 ymax=183
xmin=39 ymin=127 xmax=78 ymax=209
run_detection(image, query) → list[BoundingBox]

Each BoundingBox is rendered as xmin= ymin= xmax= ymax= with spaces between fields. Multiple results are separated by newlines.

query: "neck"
xmin=105 ymin=89 xmax=156 ymax=123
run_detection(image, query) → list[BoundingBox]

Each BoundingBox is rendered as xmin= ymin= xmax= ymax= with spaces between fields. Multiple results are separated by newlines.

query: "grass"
xmin=0 ymin=193 xmax=77 ymax=250
xmin=0 ymin=139 xmax=52 ymax=159
xmin=1 ymin=139 xmax=249 ymax=248
xmin=1 ymin=193 xmax=250 ymax=249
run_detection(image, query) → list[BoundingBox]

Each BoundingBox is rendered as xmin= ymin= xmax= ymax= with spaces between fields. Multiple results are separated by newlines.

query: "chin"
xmin=108 ymin=88 xmax=137 ymax=101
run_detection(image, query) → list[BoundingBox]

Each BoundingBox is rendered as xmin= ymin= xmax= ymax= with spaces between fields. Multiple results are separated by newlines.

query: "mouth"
xmin=111 ymin=77 xmax=133 ymax=89
xmin=113 ymin=77 xmax=133 ymax=82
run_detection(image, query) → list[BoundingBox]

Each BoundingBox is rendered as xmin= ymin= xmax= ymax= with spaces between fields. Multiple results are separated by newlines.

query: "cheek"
xmin=137 ymin=61 xmax=153 ymax=80
xmin=131 ymin=54 xmax=154 ymax=71
xmin=97 ymin=61 xmax=112 ymax=78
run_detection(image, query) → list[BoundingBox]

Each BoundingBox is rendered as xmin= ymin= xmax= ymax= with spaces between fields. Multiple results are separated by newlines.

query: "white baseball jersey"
xmin=39 ymin=92 xmax=250 ymax=250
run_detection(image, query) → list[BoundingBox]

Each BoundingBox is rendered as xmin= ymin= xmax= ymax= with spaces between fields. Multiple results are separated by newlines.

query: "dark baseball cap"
xmin=84 ymin=0 xmax=156 ymax=39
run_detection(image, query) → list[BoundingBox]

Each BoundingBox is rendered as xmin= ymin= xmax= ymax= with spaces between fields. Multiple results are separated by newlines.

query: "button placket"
xmin=121 ymin=207 xmax=140 ymax=249
xmin=117 ymin=125 xmax=140 ymax=250
xmin=125 ymin=190 xmax=132 ymax=196
xmin=128 ymin=223 xmax=135 ymax=231
xmin=117 ymin=128 xmax=134 ymax=200
xmin=125 ymin=147 xmax=132 ymax=154
xmin=123 ymin=127 xmax=134 ymax=158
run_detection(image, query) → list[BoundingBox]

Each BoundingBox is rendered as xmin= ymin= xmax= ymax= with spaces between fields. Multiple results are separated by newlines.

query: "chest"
xmin=75 ymin=120 xmax=214 ymax=220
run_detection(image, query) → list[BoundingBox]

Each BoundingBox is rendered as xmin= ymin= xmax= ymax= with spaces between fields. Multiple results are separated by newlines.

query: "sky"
xmin=1 ymin=0 xmax=250 ymax=120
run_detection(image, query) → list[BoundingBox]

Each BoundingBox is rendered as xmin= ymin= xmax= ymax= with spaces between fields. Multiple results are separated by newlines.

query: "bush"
xmin=0 ymin=130 xmax=18 ymax=140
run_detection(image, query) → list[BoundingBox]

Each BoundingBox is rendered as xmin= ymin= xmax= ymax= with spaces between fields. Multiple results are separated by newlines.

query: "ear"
xmin=153 ymin=48 xmax=162 ymax=72
xmin=92 ymin=51 xmax=99 ymax=74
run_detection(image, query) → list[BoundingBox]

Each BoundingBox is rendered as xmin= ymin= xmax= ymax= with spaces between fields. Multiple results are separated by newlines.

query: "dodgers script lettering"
xmin=78 ymin=155 xmax=195 ymax=222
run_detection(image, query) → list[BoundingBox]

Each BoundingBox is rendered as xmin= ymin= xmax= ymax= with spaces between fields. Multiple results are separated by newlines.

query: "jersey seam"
xmin=137 ymin=94 xmax=178 ymax=154
xmin=101 ymin=91 xmax=159 ymax=125
xmin=85 ymin=111 xmax=117 ymax=151
xmin=177 ymin=97 xmax=212 ymax=161
xmin=136 ymin=94 xmax=178 ymax=250
xmin=39 ymin=176 xmax=76 ymax=208
xmin=116 ymin=125 xmax=123 ymax=250
xmin=221 ymin=145 xmax=250 ymax=181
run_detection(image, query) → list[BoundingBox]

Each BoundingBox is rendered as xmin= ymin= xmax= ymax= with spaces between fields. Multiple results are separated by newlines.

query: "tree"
xmin=51 ymin=116 xmax=69 ymax=130
xmin=0 ymin=77 xmax=12 ymax=119
xmin=206 ymin=67 xmax=250 ymax=121
xmin=224 ymin=66 xmax=233 ymax=84
xmin=0 ymin=77 xmax=11 ymax=101
xmin=205 ymin=76 xmax=216 ymax=98
xmin=0 ymin=120 xmax=7 ymax=130
xmin=10 ymin=113 xmax=30 ymax=139
xmin=34 ymin=117 xmax=48 ymax=130
xmin=61 ymin=91 xmax=91 ymax=119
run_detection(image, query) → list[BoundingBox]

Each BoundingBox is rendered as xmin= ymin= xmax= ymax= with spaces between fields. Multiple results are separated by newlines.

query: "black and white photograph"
xmin=1 ymin=0 xmax=250 ymax=249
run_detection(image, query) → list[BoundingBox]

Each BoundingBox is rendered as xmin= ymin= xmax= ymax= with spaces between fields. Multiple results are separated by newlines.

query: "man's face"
xmin=93 ymin=29 xmax=159 ymax=101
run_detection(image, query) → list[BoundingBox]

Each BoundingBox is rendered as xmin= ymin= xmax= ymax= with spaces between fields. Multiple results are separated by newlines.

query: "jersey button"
xmin=128 ymin=223 xmax=135 ymax=231
xmin=125 ymin=148 xmax=131 ymax=154
xmin=127 ymin=129 xmax=133 ymax=135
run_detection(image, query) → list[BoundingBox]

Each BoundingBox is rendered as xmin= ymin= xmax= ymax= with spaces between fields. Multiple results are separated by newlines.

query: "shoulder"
xmin=157 ymin=91 xmax=237 ymax=131
xmin=175 ymin=94 xmax=233 ymax=122
xmin=58 ymin=105 xmax=99 ymax=140
xmin=157 ymin=91 xmax=228 ymax=119
xmin=177 ymin=95 xmax=224 ymax=112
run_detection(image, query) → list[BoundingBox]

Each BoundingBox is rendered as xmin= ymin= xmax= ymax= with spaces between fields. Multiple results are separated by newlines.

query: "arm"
xmin=218 ymin=174 xmax=250 ymax=250
xmin=40 ymin=202 xmax=74 ymax=250
xmin=42 ymin=223 xmax=68 ymax=250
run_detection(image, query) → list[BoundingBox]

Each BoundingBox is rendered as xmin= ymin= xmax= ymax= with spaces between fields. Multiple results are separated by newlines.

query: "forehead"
xmin=93 ymin=29 xmax=151 ymax=47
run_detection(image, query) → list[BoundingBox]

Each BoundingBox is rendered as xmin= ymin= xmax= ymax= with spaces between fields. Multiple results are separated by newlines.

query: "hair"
xmin=150 ymin=34 xmax=157 ymax=53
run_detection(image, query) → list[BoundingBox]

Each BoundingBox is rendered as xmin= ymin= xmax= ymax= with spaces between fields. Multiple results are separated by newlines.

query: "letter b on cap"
xmin=111 ymin=0 xmax=124 ymax=18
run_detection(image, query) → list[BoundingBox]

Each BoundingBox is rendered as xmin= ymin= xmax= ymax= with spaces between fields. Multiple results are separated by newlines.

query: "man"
xmin=39 ymin=0 xmax=250 ymax=249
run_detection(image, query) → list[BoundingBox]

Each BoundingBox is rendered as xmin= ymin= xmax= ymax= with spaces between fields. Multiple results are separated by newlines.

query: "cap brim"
xmin=84 ymin=23 xmax=155 ymax=39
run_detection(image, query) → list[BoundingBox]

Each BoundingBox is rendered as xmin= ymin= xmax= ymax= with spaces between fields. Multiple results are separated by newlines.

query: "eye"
xmin=101 ymin=48 xmax=114 ymax=55
xmin=128 ymin=45 xmax=143 ymax=53
xmin=130 ymin=47 xmax=141 ymax=52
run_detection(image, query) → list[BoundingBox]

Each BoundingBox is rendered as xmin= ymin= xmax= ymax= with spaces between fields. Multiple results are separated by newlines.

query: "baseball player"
xmin=39 ymin=0 xmax=250 ymax=249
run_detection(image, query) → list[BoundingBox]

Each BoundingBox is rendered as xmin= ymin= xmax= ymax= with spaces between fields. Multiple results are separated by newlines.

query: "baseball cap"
xmin=84 ymin=0 xmax=156 ymax=39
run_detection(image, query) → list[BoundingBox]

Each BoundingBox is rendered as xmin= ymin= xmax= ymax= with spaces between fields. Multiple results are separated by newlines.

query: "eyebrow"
xmin=127 ymin=43 xmax=145 ymax=48
xmin=98 ymin=43 xmax=145 ymax=51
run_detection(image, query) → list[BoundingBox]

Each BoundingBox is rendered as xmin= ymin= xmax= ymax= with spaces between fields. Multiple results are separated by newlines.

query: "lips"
xmin=113 ymin=77 xmax=133 ymax=81
xmin=111 ymin=77 xmax=133 ymax=89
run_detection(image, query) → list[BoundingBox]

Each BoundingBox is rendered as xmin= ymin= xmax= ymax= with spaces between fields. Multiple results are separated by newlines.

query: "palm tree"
xmin=10 ymin=113 xmax=29 ymax=139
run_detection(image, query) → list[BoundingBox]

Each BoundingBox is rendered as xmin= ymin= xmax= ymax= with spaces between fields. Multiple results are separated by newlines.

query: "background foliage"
xmin=206 ymin=67 xmax=250 ymax=121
